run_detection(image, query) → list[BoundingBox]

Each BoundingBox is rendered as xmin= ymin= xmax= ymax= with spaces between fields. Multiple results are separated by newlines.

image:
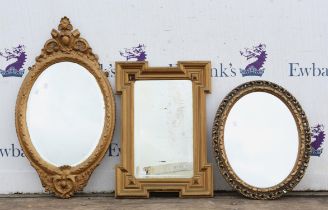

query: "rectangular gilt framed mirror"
xmin=115 ymin=62 xmax=213 ymax=198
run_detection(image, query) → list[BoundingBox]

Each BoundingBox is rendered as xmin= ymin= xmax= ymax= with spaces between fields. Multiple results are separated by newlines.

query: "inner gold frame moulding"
xmin=15 ymin=17 xmax=115 ymax=198
xmin=115 ymin=61 xmax=213 ymax=198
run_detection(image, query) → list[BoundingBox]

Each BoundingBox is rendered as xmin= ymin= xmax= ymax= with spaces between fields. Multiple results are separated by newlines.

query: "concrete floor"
xmin=0 ymin=192 xmax=327 ymax=210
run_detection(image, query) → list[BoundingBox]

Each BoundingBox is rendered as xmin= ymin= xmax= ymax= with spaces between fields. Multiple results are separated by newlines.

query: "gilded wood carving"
xmin=15 ymin=17 xmax=115 ymax=198
xmin=212 ymin=80 xmax=311 ymax=199
xmin=115 ymin=62 xmax=213 ymax=198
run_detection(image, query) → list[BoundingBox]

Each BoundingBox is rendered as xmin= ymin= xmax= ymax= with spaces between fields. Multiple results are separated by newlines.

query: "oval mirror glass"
xmin=26 ymin=62 xmax=105 ymax=167
xmin=224 ymin=92 xmax=298 ymax=188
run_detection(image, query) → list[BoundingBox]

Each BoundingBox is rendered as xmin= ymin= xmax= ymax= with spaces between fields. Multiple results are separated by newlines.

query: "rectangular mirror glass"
xmin=134 ymin=80 xmax=193 ymax=178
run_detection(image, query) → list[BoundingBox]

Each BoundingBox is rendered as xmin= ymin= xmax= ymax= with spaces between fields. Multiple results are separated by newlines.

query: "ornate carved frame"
xmin=212 ymin=80 xmax=311 ymax=200
xmin=15 ymin=17 xmax=115 ymax=198
xmin=115 ymin=62 xmax=213 ymax=198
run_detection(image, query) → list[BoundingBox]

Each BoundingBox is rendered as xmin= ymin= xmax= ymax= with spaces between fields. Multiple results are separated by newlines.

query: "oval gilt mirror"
xmin=212 ymin=81 xmax=311 ymax=199
xmin=15 ymin=17 xmax=115 ymax=198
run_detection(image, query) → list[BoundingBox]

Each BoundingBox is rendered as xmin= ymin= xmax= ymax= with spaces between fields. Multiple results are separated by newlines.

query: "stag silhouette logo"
xmin=311 ymin=124 xmax=325 ymax=157
xmin=0 ymin=45 xmax=26 ymax=77
xmin=240 ymin=44 xmax=267 ymax=77
xmin=120 ymin=44 xmax=147 ymax=61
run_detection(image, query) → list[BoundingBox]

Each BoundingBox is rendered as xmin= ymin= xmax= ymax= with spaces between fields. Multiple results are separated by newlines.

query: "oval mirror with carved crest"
xmin=15 ymin=17 xmax=115 ymax=198
xmin=212 ymin=81 xmax=311 ymax=199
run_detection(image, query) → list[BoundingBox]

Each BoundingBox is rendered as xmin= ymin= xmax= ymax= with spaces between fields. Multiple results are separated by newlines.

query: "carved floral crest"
xmin=36 ymin=16 xmax=98 ymax=62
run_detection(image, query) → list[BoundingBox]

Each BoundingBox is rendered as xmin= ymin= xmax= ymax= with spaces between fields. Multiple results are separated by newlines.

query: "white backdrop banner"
xmin=0 ymin=0 xmax=327 ymax=193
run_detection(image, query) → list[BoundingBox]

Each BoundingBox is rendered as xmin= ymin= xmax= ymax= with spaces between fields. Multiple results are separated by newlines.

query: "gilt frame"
xmin=115 ymin=61 xmax=213 ymax=198
xmin=212 ymin=80 xmax=311 ymax=199
xmin=15 ymin=17 xmax=115 ymax=198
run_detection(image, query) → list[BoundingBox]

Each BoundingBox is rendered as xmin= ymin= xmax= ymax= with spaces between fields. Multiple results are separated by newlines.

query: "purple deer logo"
xmin=0 ymin=45 xmax=26 ymax=77
xmin=240 ymin=44 xmax=267 ymax=77
xmin=120 ymin=44 xmax=147 ymax=61
xmin=311 ymin=124 xmax=325 ymax=157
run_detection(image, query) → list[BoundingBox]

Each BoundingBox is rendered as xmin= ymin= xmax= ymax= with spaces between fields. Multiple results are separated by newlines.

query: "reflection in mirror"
xmin=224 ymin=92 xmax=298 ymax=188
xmin=134 ymin=80 xmax=193 ymax=178
xmin=26 ymin=62 xmax=105 ymax=167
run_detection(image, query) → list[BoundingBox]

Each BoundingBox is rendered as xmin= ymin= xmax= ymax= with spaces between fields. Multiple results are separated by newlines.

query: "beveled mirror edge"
xmin=115 ymin=61 xmax=213 ymax=198
xmin=212 ymin=80 xmax=311 ymax=200
xmin=15 ymin=17 xmax=116 ymax=198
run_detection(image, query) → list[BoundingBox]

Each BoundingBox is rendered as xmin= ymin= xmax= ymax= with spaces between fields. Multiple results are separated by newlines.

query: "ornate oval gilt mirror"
xmin=15 ymin=17 xmax=115 ymax=198
xmin=212 ymin=80 xmax=311 ymax=199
